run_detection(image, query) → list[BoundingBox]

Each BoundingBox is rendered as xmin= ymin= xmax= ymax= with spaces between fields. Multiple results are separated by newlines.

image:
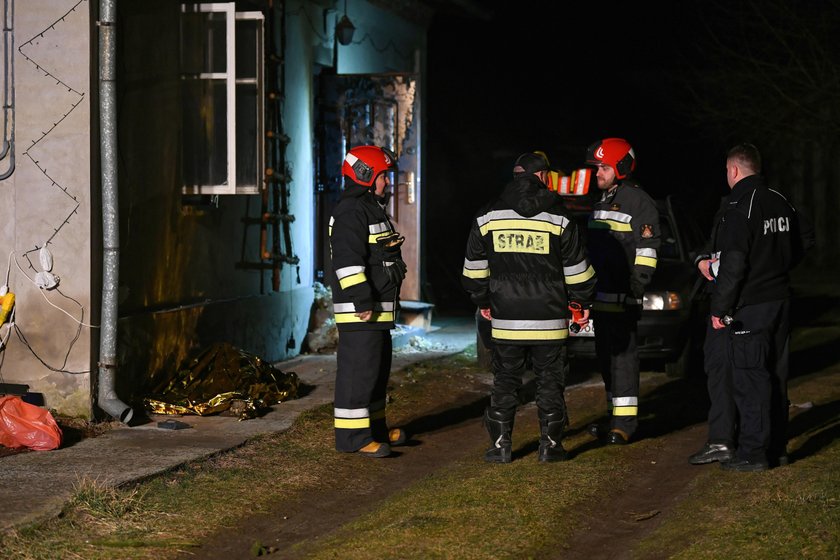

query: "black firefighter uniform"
xmin=328 ymin=181 xmax=402 ymax=452
xmin=587 ymin=180 xmax=660 ymax=439
xmin=461 ymin=174 xmax=596 ymax=417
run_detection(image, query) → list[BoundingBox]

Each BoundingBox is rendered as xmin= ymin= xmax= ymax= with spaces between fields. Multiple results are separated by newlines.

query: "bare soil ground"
xmin=186 ymin=361 xmax=716 ymax=560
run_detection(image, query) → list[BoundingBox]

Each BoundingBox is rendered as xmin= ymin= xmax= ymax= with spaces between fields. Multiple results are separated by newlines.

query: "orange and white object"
xmin=545 ymin=170 xmax=565 ymax=193
xmin=558 ymin=168 xmax=591 ymax=196
xmin=547 ymin=168 xmax=591 ymax=195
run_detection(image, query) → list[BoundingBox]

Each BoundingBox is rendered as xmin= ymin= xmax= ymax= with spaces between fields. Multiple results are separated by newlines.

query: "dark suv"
xmin=476 ymin=195 xmax=709 ymax=377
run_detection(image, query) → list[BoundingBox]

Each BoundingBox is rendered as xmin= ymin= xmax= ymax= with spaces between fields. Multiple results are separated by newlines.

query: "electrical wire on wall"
xmin=17 ymin=1 xmax=86 ymax=249
xmin=0 ymin=250 xmax=97 ymax=384
xmin=0 ymin=1 xmax=96 ymax=385
xmin=287 ymin=3 xmax=413 ymax=62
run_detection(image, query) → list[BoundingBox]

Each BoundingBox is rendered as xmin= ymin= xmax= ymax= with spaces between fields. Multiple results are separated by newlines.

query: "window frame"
xmin=180 ymin=3 xmax=264 ymax=196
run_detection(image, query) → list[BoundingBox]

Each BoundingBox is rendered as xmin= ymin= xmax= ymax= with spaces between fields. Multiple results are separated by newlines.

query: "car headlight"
xmin=643 ymin=291 xmax=682 ymax=311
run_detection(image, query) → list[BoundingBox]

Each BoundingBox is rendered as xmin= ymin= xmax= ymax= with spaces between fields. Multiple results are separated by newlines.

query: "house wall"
xmin=0 ymin=0 xmax=428 ymax=419
xmin=0 ymin=1 xmax=94 ymax=418
xmin=115 ymin=0 xmax=314 ymax=409
xmin=336 ymin=0 xmax=426 ymax=75
xmin=115 ymin=0 xmax=429 ymax=410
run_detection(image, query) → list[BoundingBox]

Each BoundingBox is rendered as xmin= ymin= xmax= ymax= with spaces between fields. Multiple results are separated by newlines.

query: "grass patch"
xmin=68 ymin=477 xmax=146 ymax=519
xmin=292 ymin=438 xmax=641 ymax=560
xmin=2 ymin=352 xmax=838 ymax=559
xmin=633 ymin=369 xmax=840 ymax=559
xmin=0 ymin=354 xmax=489 ymax=559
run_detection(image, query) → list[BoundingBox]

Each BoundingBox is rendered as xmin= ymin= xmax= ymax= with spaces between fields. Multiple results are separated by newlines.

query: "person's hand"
xmin=698 ymin=258 xmax=717 ymax=281
xmin=578 ymin=308 xmax=591 ymax=327
xmin=479 ymin=308 xmax=492 ymax=321
xmin=355 ymin=310 xmax=372 ymax=321
xmin=711 ymin=315 xmax=725 ymax=330
xmin=629 ymin=278 xmax=645 ymax=300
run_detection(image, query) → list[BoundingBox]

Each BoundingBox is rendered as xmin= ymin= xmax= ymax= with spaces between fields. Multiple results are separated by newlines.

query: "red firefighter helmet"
xmin=585 ymin=138 xmax=636 ymax=179
xmin=342 ymin=145 xmax=397 ymax=187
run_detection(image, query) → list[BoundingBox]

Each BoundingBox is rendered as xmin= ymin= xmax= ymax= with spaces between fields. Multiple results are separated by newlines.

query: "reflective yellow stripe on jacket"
xmin=333 ymin=301 xmax=395 ymax=324
xmin=589 ymin=209 xmax=632 ymax=232
xmin=367 ymin=222 xmax=391 ymax=244
xmin=335 ymin=265 xmax=367 ymax=289
xmin=563 ymin=259 xmax=596 ymax=285
xmin=478 ymin=209 xmax=569 ymax=237
xmin=635 ymin=247 xmax=658 ymax=268
xmin=462 ymin=258 xmax=489 ymax=279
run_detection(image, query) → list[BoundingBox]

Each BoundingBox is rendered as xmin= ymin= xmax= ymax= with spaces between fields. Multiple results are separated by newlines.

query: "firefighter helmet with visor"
xmin=342 ymin=145 xmax=398 ymax=187
xmin=585 ymin=138 xmax=636 ymax=179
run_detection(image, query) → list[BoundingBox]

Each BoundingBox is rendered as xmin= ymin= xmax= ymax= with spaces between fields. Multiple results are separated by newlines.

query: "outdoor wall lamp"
xmin=336 ymin=14 xmax=355 ymax=45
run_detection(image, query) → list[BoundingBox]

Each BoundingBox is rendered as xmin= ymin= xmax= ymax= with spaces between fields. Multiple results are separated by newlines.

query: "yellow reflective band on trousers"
xmin=612 ymin=406 xmax=638 ymax=416
xmin=492 ymin=328 xmax=569 ymax=341
xmin=335 ymin=406 xmax=371 ymax=429
xmin=334 ymin=417 xmax=370 ymax=429
xmin=612 ymin=397 xmax=638 ymax=416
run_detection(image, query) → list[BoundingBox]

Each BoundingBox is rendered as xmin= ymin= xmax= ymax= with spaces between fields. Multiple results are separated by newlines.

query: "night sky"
xmin=424 ymin=2 xmax=730 ymax=311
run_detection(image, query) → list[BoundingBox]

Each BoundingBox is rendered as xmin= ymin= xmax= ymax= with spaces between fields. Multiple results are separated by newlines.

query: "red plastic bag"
xmin=0 ymin=395 xmax=63 ymax=451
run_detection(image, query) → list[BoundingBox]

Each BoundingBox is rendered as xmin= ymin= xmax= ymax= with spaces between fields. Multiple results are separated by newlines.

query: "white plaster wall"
xmin=1 ymin=1 xmax=93 ymax=417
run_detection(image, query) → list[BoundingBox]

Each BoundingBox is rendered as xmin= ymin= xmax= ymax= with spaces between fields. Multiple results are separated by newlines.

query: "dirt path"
xmin=186 ymin=367 xmax=713 ymax=559
xmin=190 ymin=373 xmax=493 ymax=559
xmin=551 ymin=423 xmax=707 ymax=560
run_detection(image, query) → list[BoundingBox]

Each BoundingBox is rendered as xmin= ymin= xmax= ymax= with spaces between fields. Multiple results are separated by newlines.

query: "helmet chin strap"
xmin=376 ymin=190 xmax=391 ymax=206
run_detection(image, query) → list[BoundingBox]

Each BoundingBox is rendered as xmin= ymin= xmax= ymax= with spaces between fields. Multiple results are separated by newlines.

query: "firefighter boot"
xmin=484 ymin=408 xmax=514 ymax=463
xmin=538 ymin=410 xmax=569 ymax=463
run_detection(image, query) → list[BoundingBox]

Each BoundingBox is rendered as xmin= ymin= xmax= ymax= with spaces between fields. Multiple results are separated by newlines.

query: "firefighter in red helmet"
xmin=329 ymin=145 xmax=408 ymax=457
xmin=584 ymin=138 xmax=660 ymax=445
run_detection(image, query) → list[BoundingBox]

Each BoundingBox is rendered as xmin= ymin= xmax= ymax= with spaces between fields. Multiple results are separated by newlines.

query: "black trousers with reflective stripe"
xmin=334 ymin=329 xmax=392 ymax=452
xmin=593 ymin=307 xmax=640 ymax=437
xmin=489 ymin=343 xmax=569 ymax=419
xmin=728 ymin=299 xmax=790 ymax=462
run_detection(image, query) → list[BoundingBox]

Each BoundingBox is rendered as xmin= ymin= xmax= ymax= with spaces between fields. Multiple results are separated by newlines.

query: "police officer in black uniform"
xmin=462 ymin=152 xmax=596 ymax=463
xmin=584 ymin=138 xmax=660 ymax=445
xmin=689 ymin=143 xmax=810 ymax=471
xmin=328 ymin=145 xmax=409 ymax=458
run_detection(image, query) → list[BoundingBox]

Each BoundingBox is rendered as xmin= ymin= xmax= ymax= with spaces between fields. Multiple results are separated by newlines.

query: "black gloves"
xmin=375 ymin=232 xmax=407 ymax=285
xmin=384 ymin=258 xmax=408 ymax=285
xmin=630 ymin=278 xmax=645 ymax=300
xmin=376 ymin=232 xmax=404 ymax=256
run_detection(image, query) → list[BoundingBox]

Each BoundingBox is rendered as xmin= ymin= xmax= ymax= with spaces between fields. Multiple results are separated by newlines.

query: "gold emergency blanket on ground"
xmin=144 ymin=342 xmax=299 ymax=420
